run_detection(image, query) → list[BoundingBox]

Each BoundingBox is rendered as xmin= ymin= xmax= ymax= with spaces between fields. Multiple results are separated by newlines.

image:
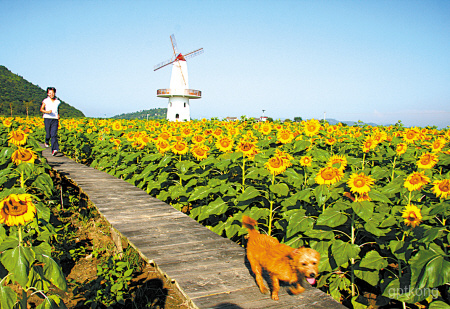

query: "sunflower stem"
xmin=391 ymin=156 xmax=397 ymax=182
xmin=351 ymin=211 xmax=356 ymax=297
xmin=18 ymin=225 xmax=23 ymax=246
xmin=20 ymin=288 xmax=27 ymax=309
xmin=362 ymin=153 xmax=366 ymax=170
xmin=20 ymin=171 xmax=25 ymax=188
xmin=268 ymin=173 xmax=275 ymax=237
xmin=242 ymin=156 xmax=246 ymax=191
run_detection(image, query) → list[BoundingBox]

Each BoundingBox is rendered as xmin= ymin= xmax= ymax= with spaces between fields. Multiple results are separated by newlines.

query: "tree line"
xmin=0 ymin=65 xmax=84 ymax=118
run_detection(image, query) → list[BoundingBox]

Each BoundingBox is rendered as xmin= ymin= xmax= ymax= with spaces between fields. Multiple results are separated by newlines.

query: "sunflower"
xmin=155 ymin=139 xmax=171 ymax=154
xmin=430 ymin=137 xmax=446 ymax=152
xmin=404 ymin=171 xmax=430 ymax=191
xmin=259 ymin=123 xmax=272 ymax=135
xmin=325 ymin=137 xmax=337 ymax=146
xmin=0 ymin=194 xmax=37 ymax=226
xmin=362 ymin=136 xmax=377 ymax=153
xmin=111 ymin=120 xmax=123 ymax=131
xmin=275 ymin=149 xmax=294 ymax=168
xmin=265 ymin=156 xmax=288 ymax=175
xmin=303 ymin=119 xmax=321 ymax=137
xmin=416 ymin=152 xmax=439 ymax=169
xmin=315 ymin=166 xmax=344 ymax=185
xmin=212 ymin=128 xmax=224 ymax=138
xmin=347 ymin=172 xmax=375 ymax=195
xmin=8 ymin=129 xmax=28 ymax=146
xmin=299 ymin=155 xmax=312 ymax=167
xmin=327 ymin=155 xmax=347 ymax=171
xmin=11 ymin=148 xmax=37 ymax=165
xmin=158 ymin=131 xmax=171 ymax=140
xmin=171 ymin=140 xmax=189 ymax=155
xmin=2 ymin=118 xmax=12 ymax=127
xmin=277 ymin=129 xmax=294 ymax=144
xmin=216 ymin=136 xmax=234 ymax=153
xmin=401 ymin=204 xmax=422 ymax=228
xmin=396 ymin=143 xmax=408 ymax=155
xmin=125 ymin=132 xmax=136 ymax=142
xmin=131 ymin=140 xmax=146 ymax=150
xmin=236 ymin=140 xmax=258 ymax=158
xmin=432 ymin=179 xmax=450 ymax=199
xmin=191 ymin=144 xmax=209 ymax=161
xmin=191 ymin=134 xmax=206 ymax=144
xmin=403 ymin=127 xmax=420 ymax=144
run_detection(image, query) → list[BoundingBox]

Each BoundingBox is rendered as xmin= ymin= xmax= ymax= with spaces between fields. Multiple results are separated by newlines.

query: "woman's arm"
xmin=40 ymin=102 xmax=51 ymax=114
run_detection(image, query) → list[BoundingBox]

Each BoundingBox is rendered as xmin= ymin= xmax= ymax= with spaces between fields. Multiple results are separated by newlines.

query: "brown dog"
xmin=242 ymin=216 xmax=320 ymax=301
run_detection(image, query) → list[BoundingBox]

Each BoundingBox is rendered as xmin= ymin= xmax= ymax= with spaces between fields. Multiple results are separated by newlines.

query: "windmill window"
xmin=176 ymin=114 xmax=180 ymax=119
xmin=184 ymin=103 xmax=186 ymax=107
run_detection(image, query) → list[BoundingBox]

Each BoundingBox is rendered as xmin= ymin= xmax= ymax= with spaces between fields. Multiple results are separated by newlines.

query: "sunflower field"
xmin=2 ymin=115 xmax=450 ymax=309
xmin=0 ymin=117 xmax=67 ymax=308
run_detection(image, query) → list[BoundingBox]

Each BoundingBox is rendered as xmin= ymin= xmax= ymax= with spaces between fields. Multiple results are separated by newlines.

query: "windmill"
xmin=154 ymin=34 xmax=203 ymax=122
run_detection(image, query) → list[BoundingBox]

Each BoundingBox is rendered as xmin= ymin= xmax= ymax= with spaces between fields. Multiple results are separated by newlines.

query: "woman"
xmin=40 ymin=87 xmax=60 ymax=156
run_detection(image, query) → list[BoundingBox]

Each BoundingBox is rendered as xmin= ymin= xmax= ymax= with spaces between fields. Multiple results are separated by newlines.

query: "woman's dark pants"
xmin=44 ymin=118 xmax=59 ymax=151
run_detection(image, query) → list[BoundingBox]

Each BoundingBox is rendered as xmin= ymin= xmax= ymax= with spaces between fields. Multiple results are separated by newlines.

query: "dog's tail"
xmin=242 ymin=215 xmax=258 ymax=230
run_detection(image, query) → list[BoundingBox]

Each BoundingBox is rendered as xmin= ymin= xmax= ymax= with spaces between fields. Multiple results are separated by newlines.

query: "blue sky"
xmin=1 ymin=0 xmax=449 ymax=128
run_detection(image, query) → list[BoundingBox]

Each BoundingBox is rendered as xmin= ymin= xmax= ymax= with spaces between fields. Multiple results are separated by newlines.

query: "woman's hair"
xmin=47 ymin=87 xmax=56 ymax=93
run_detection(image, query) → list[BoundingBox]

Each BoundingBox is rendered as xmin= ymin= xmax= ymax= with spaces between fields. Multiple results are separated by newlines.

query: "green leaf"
xmin=32 ymin=173 xmax=54 ymax=197
xmin=1 ymin=246 xmax=35 ymax=287
xmin=351 ymin=201 xmax=374 ymax=221
xmin=35 ymin=202 xmax=51 ymax=222
xmin=368 ymin=189 xmax=392 ymax=204
xmin=429 ymin=301 xmax=450 ymax=309
xmin=314 ymin=184 xmax=329 ymax=206
xmin=198 ymin=197 xmax=229 ymax=221
xmin=283 ymin=169 xmax=304 ymax=187
xmin=410 ymin=244 xmax=450 ymax=290
xmin=331 ymin=240 xmax=361 ymax=267
xmin=236 ymin=186 xmax=260 ymax=202
xmin=0 ymin=236 xmax=19 ymax=251
xmin=36 ymin=295 xmax=67 ymax=309
xmin=359 ymin=250 xmax=388 ymax=270
xmin=187 ymin=186 xmax=214 ymax=202
xmin=382 ymin=278 xmax=432 ymax=303
xmin=269 ymin=183 xmax=289 ymax=196
xmin=0 ymin=284 xmax=17 ymax=309
xmin=35 ymin=252 xmax=67 ymax=291
xmin=316 ymin=207 xmax=348 ymax=228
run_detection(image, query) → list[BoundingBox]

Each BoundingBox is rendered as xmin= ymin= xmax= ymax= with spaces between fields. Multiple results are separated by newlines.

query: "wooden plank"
xmin=43 ymin=148 xmax=347 ymax=309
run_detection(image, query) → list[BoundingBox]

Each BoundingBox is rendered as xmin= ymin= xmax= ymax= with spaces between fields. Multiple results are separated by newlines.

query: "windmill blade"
xmin=170 ymin=34 xmax=179 ymax=56
xmin=184 ymin=48 xmax=204 ymax=60
xmin=154 ymin=57 xmax=175 ymax=71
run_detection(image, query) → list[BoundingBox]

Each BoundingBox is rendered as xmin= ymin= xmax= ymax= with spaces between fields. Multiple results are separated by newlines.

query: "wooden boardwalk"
xmin=42 ymin=148 xmax=346 ymax=309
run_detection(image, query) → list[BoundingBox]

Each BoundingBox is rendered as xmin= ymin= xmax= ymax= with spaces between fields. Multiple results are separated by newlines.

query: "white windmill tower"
xmin=154 ymin=34 xmax=203 ymax=122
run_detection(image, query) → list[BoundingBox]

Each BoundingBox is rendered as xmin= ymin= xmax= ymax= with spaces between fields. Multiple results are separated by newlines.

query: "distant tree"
xmin=267 ymin=117 xmax=274 ymax=122
xmin=284 ymin=118 xmax=291 ymax=122
xmin=294 ymin=116 xmax=302 ymax=122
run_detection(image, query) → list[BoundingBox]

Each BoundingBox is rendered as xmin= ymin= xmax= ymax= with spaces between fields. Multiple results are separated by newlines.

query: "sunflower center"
xmin=407 ymin=212 xmax=417 ymax=222
xmin=420 ymin=155 xmax=431 ymax=164
xmin=439 ymin=182 xmax=450 ymax=192
xmin=354 ymin=179 xmax=366 ymax=188
xmin=321 ymin=168 xmax=336 ymax=180
xmin=269 ymin=158 xmax=283 ymax=168
xmin=4 ymin=200 xmax=28 ymax=216
xmin=175 ymin=144 xmax=186 ymax=151
xmin=410 ymin=176 xmax=421 ymax=185
xmin=406 ymin=132 xmax=415 ymax=139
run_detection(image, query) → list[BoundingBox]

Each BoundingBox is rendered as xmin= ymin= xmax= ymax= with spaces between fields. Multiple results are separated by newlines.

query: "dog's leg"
xmin=249 ymin=257 xmax=268 ymax=294
xmin=270 ymin=275 xmax=281 ymax=301
xmin=289 ymin=282 xmax=305 ymax=295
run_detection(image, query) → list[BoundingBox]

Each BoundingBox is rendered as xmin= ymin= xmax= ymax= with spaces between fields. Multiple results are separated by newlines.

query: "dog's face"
xmin=289 ymin=247 xmax=320 ymax=285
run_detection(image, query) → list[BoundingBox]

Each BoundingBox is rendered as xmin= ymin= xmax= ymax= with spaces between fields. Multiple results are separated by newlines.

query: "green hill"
xmin=111 ymin=108 xmax=167 ymax=120
xmin=0 ymin=65 xmax=85 ymax=118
